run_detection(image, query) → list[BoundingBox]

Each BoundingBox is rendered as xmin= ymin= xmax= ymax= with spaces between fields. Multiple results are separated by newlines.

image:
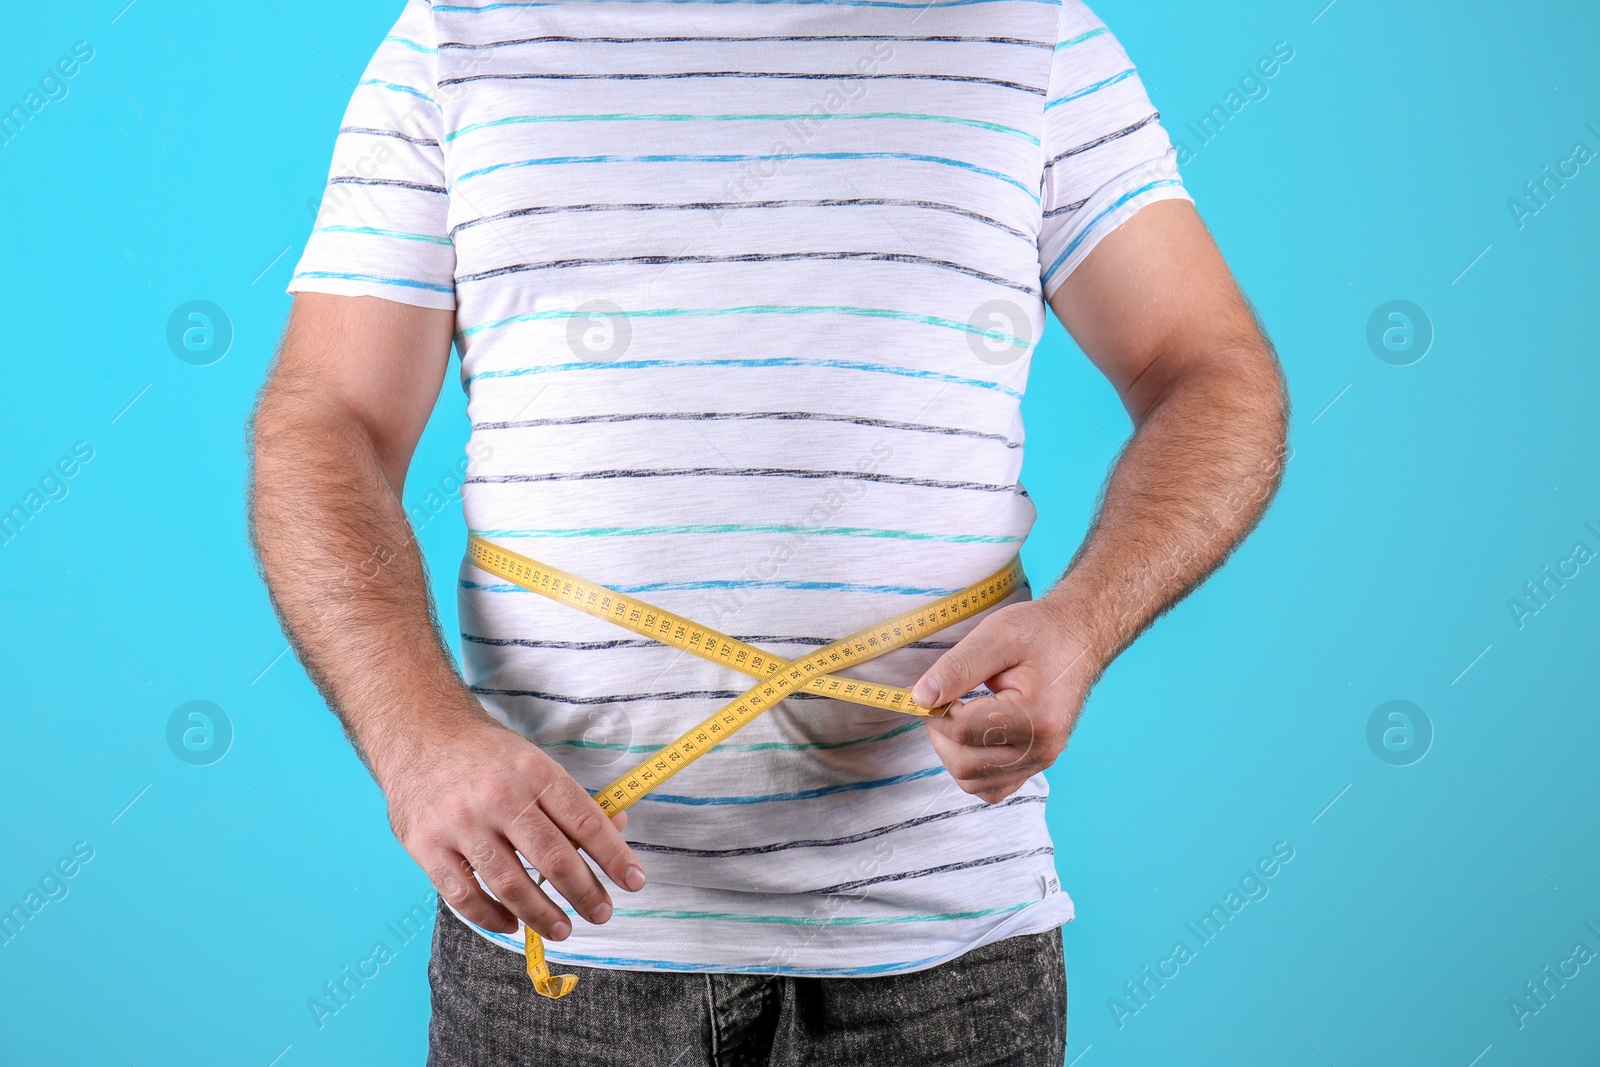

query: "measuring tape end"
xmin=525 ymin=924 xmax=580 ymax=999
xmin=532 ymin=972 xmax=579 ymax=999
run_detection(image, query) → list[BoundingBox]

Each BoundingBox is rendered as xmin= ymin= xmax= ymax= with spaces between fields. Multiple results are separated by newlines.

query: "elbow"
xmin=1128 ymin=337 xmax=1288 ymax=441
xmin=245 ymin=381 xmax=301 ymax=546
xmin=1250 ymin=344 xmax=1291 ymax=507
xmin=1262 ymin=347 xmax=1290 ymax=452
xmin=245 ymin=378 xmax=338 ymax=506
xmin=247 ymin=380 xmax=312 ymax=479
xmin=1264 ymin=337 xmax=1290 ymax=451
xmin=246 ymin=387 xmax=285 ymax=464
xmin=249 ymin=378 xmax=357 ymax=461
xmin=246 ymin=379 xmax=400 ymax=505
xmin=1218 ymin=331 xmax=1290 ymax=456
xmin=1229 ymin=336 xmax=1289 ymax=465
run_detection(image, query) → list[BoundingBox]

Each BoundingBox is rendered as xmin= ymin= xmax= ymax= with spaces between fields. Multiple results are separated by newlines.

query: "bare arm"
xmin=248 ymin=292 xmax=645 ymax=941
xmin=914 ymin=200 xmax=1290 ymax=800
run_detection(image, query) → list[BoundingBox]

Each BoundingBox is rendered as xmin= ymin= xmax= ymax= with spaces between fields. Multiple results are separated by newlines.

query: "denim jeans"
xmin=426 ymin=901 xmax=1067 ymax=1067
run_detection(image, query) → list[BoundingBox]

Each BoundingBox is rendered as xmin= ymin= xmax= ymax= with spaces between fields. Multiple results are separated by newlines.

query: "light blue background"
xmin=2 ymin=2 xmax=1597 ymax=1065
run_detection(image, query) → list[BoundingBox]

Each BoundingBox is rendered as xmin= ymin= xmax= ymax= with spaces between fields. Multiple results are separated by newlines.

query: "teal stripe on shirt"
xmin=458 ymin=303 xmax=1032 ymax=347
xmin=1057 ymin=27 xmax=1109 ymax=50
xmin=446 ymin=111 xmax=1039 ymax=144
xmin=464 ymin=355 xmax=1024 ymax=398
xmin=384 ymin=35 xmax=437 ymax=54
xmin=358 ymin=78 xmax=439 ymax=106
xmin=450 ymin=151 xmax=1038 ymax=200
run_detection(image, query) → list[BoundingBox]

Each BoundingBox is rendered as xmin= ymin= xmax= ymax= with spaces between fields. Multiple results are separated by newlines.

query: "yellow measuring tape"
xmin=466 ymin=533 xmax=1025 ymax=998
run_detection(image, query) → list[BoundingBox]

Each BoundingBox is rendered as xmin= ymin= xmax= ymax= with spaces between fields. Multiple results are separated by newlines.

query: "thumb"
xmin=913 ymin=615 xmax=1020 ymax=708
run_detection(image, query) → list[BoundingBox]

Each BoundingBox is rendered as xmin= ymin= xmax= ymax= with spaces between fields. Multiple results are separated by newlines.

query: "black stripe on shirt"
xmin=810 ymin=846 xmax=1054 ymax=895
xmin=630 ymin=795 xmax=1046 ymax=858
xmin=450 ymin=197 xmax=1031 ymax=242
xmin=456 ymin=250 xmax=1037 ymax=295
xmin=438 ymin=34 xmax=1051 ymax=51
xmin=472 ymin=410 xmax=1021 ymax=449
xmin=465 ymin=468 xmax=1024 ymax=493
xmin=1043 ymin=112 xmax=1160 ymax=170
xmin=472 ymin=685 xmax=764 ymax=705
xmin=339 ymin=125 xmax=440 ymax=146
xmin=1043 ymin=196 xmax=1091 ymax=219
xmin=438 ymin=71 xmax=1046 ymax=96
xmin=327 ymin=175 xmax=446 ymax=194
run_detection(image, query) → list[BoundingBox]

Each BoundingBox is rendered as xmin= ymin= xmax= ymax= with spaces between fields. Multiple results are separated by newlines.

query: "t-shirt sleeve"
xmin=286 ymin=0 xmax=456 ymax=310
xmin=1037 ymin=0 xmax=1193 ymax=300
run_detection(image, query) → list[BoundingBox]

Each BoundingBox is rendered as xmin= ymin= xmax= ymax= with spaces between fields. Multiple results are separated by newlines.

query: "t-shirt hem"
xmin=285 ymin=275 xmax=457 ymax=312
xmin=446 ymin=894 xmax=1077 ymax=979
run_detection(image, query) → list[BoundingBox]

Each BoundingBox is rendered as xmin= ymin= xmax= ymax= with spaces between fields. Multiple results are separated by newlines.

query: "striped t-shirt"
xmin=288 ymin=0 xmax=1191 ymax=977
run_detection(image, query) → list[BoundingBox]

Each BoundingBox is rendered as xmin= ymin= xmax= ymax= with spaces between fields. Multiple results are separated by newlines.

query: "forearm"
xmin=248 ymin=386 xmax=488 ymax=780
xmin=919 ymin=203 xmax=1290 ymax=800
xmin=244 ymin=295 xmax=640 ymax=937
xmin=1041 ymin=347 xmax=1289 ymax=675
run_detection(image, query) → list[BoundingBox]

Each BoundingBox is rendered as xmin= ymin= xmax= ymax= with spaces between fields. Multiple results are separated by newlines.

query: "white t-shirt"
xmin=289 ymin=0 xmax=1191 ymax=977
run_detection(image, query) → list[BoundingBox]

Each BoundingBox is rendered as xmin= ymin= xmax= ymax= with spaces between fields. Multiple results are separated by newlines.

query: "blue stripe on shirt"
xmin=290 ymin=270 xmax=453 ymax=294
xmin=450 ymin=152 xmax=1038 ymax=201
xmin=383 ymin=35 xmax=437 ymax=54
xmin=1044 ymin=68 xmax=1137 ymax=111
xmin=458 ymin=304 xmax=1032 ymax=351
xmin=447 ymin=111 xmax=1040 ymax=145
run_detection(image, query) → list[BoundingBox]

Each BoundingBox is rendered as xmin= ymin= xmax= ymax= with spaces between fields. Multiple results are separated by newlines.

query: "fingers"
xmin=913 ymin=612 xmax=1024 ymax=709
xmin=924 ymin=692 xmax=1021 ymax=744
xmin=419 ymin=847 xmax=518 ymax=935
xmin=415 ymin=810 xmax=620 ymax=942
xmin=386 ymin=724 xmax=649 ymax=945
xmin=929 ymin=737 xmax=1033 ymax=802
xmin=466 ymin=832 xmax=574 ymax=940
xmin=927 ymin=721 xmax=1032 ymax=784
xmin=913 ymin=603 xmax=1086 ymax=803
xmin=538 ymin=775 xmax=648 ymax=894
xmin=926 ymin=693 xmax=1044 ymax=803
xmin=504 ymin=796 xmax=613 ymax=929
